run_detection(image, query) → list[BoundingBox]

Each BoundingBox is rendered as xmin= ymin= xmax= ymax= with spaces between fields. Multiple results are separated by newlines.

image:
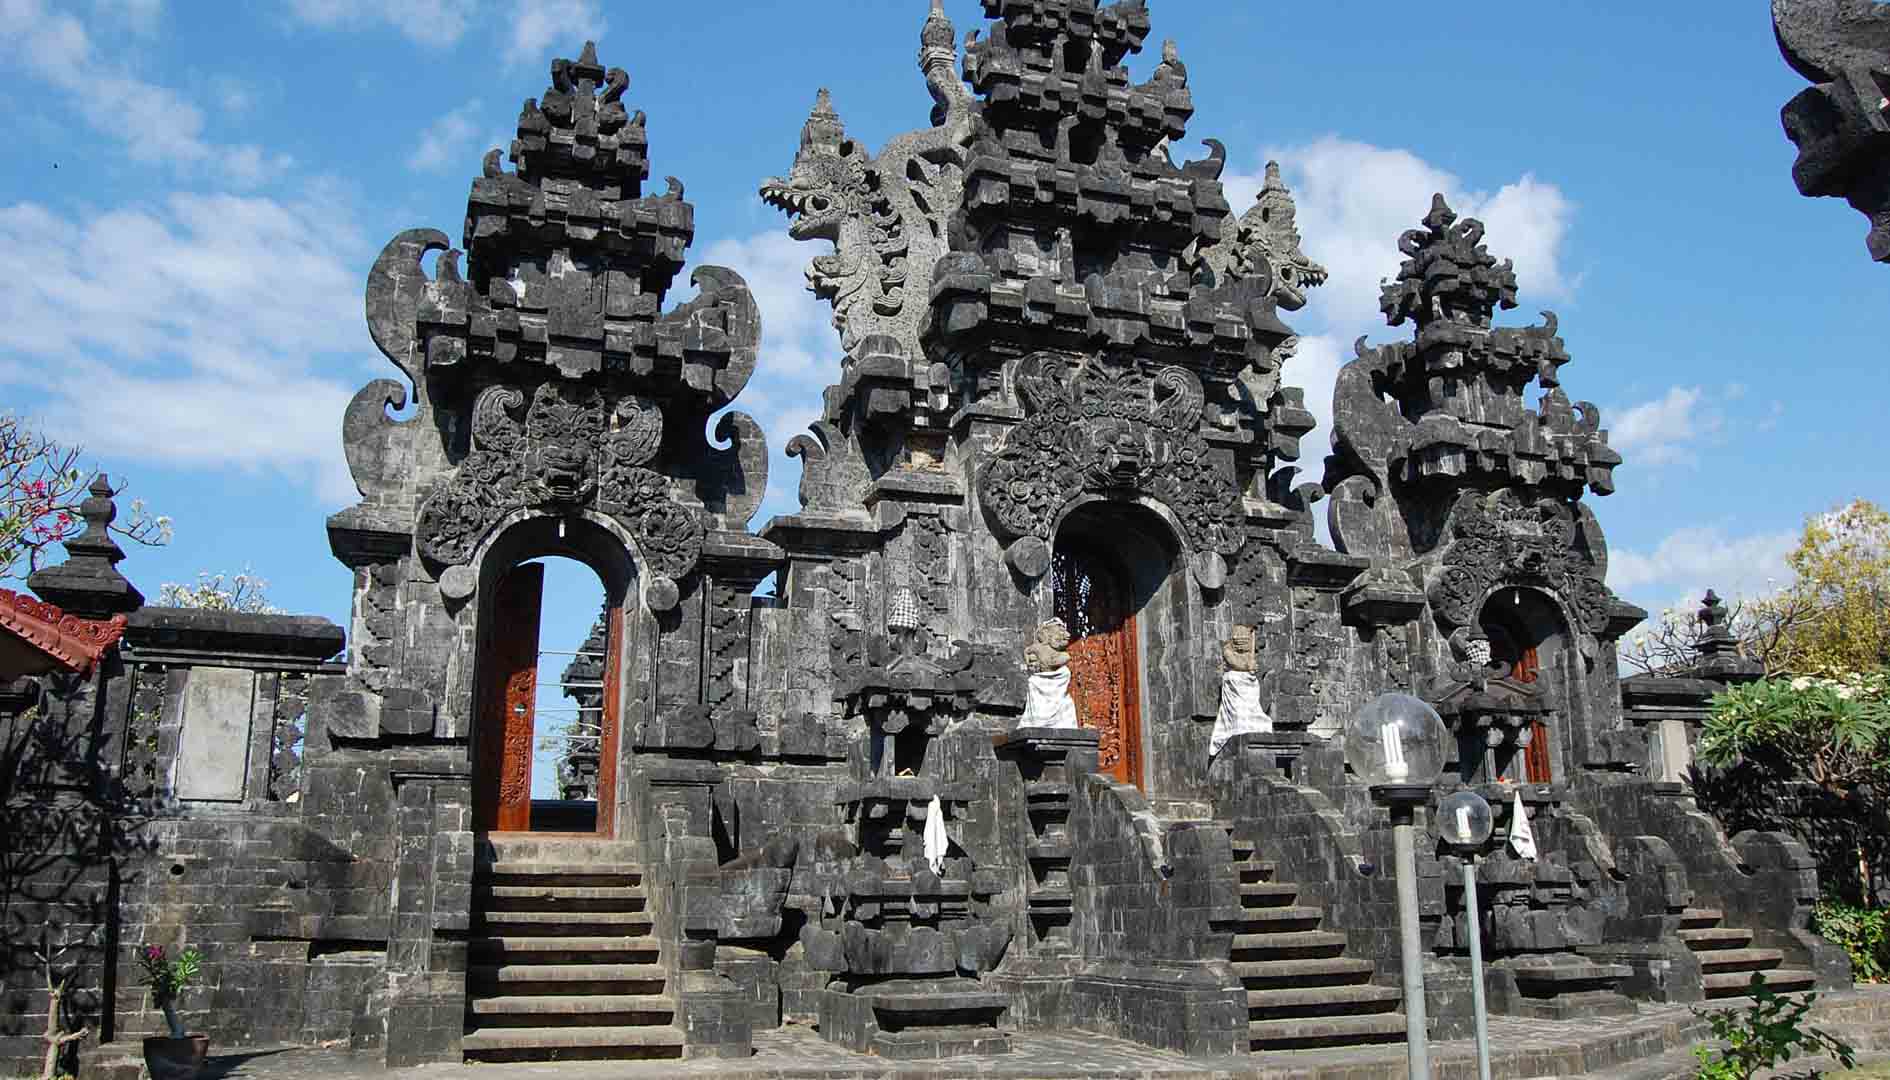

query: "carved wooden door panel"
xmin=593 ymin=603 xmax=624 ymax=838
xmin=1516 ymin=644 xmax=1554 ymax=784
xmin=475 ymin=562 xmax=544 ymax=832
xmin=1052 ymin=542 xmax=1144 ymax=789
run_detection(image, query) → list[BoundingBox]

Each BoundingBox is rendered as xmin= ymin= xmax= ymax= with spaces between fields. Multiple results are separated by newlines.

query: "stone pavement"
xmin=180 ymin=989 xmax=1890 ymax=1080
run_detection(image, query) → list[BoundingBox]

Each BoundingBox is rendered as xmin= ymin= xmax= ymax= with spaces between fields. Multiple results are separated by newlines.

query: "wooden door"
xmin=1053 ymin=542 xmax=1144 ymax=789
xmin=475 ymin=563 xmax=544 ymax=832
xmin=593 ymin=604 xmax=624 ymax=838
xmin=1515 ymin=644 xmax=1553 ymax=784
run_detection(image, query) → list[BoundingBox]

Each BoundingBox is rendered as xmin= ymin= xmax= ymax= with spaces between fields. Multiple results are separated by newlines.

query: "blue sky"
xmin=2 ymin=0 xmax=1883 ymax=665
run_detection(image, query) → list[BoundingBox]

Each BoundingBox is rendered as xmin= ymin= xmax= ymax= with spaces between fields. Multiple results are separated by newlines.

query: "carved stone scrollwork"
xmin=1426 ymin=489 xmax=1617 ymax=636
xmin=978 ymin=352 xmax=1244 ymax=566
xmin=416 ymin=382 xmax=704 ymax=601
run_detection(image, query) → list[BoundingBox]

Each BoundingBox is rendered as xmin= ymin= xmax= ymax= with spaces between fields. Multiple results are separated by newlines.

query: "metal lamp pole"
xmin=1349 ymin=693 xmax=1447 ymax=1080
xmin=1440 ymin=789 xmax=1495 ymax=1080
xmin=1381 ymin=789 xmax=1432 ymax=1080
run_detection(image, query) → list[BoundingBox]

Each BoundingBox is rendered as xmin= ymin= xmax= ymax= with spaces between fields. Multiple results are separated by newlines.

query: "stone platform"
xmin=140 ymin=988 xmax=1890 ymax=1080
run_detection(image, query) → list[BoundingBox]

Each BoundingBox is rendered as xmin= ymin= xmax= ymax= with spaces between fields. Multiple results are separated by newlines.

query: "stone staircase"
xmin=1677 ymin=907 xmax=1818 ymax=1000
xmin=1225 ymin=837 xmax=1407 ymax=1051
xmin=462 ymin=838 xmax=684 ymax=1062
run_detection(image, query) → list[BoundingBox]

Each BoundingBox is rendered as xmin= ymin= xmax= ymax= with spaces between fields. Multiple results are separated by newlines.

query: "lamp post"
xmin=1439 ymin=790 xmax=1495 ymax=1080
xmin=1345 ymin=692 xmax=1445 ymax=1080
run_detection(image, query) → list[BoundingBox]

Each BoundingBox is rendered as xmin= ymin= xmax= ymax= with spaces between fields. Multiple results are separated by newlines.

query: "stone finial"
xmin=920 ymin=0 xmax=955 ymax=53
xmin=800 ymin=88 xmax=847 ymax=155
xmin=1023 ymin=618 xmax=1071 ymax=674
xmin=26 ymin=473 xmax=144 ymax=618
xmin=1693 ymin=587 xmax=1763 ymax=684
xmin=1379 ymin=193 xmax=1519 ymax=330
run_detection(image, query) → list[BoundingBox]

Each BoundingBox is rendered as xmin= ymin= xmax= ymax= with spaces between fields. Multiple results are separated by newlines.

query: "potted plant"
xmin=137 ymin=944 xmax=207 ymax=1080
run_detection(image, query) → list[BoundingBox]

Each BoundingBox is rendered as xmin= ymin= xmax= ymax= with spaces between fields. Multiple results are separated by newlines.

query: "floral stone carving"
xmin=978 ymin=352 xmax=1244 ymax=568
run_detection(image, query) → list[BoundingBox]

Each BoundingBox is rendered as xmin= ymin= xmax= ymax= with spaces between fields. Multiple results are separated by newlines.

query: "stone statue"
xmin=1019 ymin=618 xmax=1078 ymax=729
xmin=1210 ymin=624 xmax=1272 ymax=758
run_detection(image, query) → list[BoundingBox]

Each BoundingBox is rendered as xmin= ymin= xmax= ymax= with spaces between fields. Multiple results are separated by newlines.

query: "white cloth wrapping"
xmin=1508 ymin=790 xmax=1537 ymax=861
xmin=1209 ymin=670 xmax=1272 ymax=758
xmin=922 ymin=795 xmax=949 ymax=875
xmin=1021 ymin=667 xmax=1079 ymax=729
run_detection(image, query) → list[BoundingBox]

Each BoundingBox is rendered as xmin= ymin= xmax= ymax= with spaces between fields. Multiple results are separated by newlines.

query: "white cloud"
xmin=285 ymin=0 xmax=477 ymax=47
xmin=1608 ymin=525 xmax=1796 ymax=608
xmin=1607 ymin=385 xmax=1723 ymax=467
xmin=409 ymin=99 xmax=485 ymax=172
xmin=507 ymin=0 xmax=604 ymax=68
xmin=1223 ymin=137 xmax=1577 ymax=483
xmin=0 ymin=0 xmax=290 ymax=183
xmin=693 ymin=229 xmax=842 ymax=522
xmin=93 ymin=0 xmax=161 ymax=34
xmin=0 ymin=191 xmax=372 ymax=502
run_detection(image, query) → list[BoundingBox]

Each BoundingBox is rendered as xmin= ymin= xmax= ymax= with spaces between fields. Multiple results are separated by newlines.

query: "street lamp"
xmin=1439 ymin=789 xmax=1495 ymax=1080
xmin=1345 ymin=692 xmax=1445 ymax=1080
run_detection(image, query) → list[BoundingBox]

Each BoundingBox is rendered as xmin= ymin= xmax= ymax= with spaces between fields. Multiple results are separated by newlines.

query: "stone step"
xmin=479 ymin=863 xmax=643 ymax=884
xmin=1694 ymin=947 xmax=1786 ymax=973
xmin=1230 ymin=930 xmax=1349 ymax=959
xmin=1247 ymin=983 xmax=1403 ymax=1019
xmin=867 ymin=1025 xmax=1013 ymax=1059
xmin=478 ymin=910 xmax=654 ymax=935
xmin=1234 ymin=957 xmax=1378 ymax=989
xmin=470 ymin=936 xmax=660 ymax=963
xmin=1248 ymin=1012 xmax=1408 ymax=1050
xmin=1240 ymin=881 xmax=1300 ymax=907
xmin=469 ymin=963 xmax=668 ymax=996
xmin=479 ymin=884 xmax=647 ymax=911
xmin=1239 ymin=862 xmax=1277 ymax=885
xmin=1678 ymin=907 xmax=1723 ymax=928
xmin=467 ymin=994 xmax=674 ymax=1027
xmin=1703 ymin=968 xmax=1817 ymax=998
xmin=1680 ymin=926 xmax=1754 ymax=950
xmin=461 ymin=1024 xmax=684 ymax=1062
xmin=1232 ymin=905 xmax=1326 ymax=933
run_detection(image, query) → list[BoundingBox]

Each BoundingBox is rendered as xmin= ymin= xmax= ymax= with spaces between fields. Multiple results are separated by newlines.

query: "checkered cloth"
xmin=1467 ymin=638 xmax=1491 ymax=666
xmin=887 ymin=588 xmax=921 ymax=631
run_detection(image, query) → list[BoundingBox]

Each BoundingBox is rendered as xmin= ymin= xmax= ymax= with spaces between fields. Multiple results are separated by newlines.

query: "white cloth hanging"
xmin=1021 ymin=667 xmax=1079 ymax=728
xmin=922 ymin=795 xmax=949 ymax=875
xmin=1508 ymin=790 xmax=1537 ymax=861
xmin=1209 ymin=670 xmax=1272 ymax=758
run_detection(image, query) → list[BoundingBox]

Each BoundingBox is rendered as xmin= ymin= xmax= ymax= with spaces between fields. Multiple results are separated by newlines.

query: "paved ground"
xmin=165 ymin=989 xmax=1890 ymax=1080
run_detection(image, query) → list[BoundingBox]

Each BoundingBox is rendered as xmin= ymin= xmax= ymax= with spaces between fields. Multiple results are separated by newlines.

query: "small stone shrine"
xmin=0 ymin=1 xmax=1859 ymax=1073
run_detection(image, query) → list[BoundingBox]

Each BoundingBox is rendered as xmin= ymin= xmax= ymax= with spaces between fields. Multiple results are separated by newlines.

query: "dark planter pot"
xmin=143 ymin=1034 xmax=210 ymax=1080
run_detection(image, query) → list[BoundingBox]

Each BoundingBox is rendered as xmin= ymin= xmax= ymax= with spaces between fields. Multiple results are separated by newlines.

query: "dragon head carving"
xmin=760 ymin=89 xmax=866 ymax=245
xmin=1207 ymin=161 xmax=1329 ymax=312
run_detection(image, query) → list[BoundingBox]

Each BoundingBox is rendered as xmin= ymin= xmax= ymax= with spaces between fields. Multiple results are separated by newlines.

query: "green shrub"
xmin=1692 ymin=973 xmax=1855 ymax=1080
xmin=1815 ymin=898 xmax=1890 ymax=983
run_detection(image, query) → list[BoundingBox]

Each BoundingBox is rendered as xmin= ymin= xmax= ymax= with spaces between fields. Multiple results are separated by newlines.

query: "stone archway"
xmin=470 ymin=514 xmax=637 ymax=838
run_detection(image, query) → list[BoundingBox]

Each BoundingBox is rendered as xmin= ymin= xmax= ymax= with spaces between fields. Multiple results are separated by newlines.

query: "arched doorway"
xmin=1052 ymin=538 xmax=1144 ymax=789
xmin=471 ymin=520 xmax=633 ymax=838
xmin=1481 ymin=588 xmax=1555 ymax=785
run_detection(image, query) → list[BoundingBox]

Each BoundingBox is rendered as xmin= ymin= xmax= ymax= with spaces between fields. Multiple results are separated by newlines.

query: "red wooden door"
xmin=475 ymin=563 xmax=544 ymax=832
xmin=1053 ymin=542 xmax=1144 ymax=789
xmin=1515 ymin=644 xmax=1553 ymax=784
xmin=593 ymin=604 xmax=623 ymax=838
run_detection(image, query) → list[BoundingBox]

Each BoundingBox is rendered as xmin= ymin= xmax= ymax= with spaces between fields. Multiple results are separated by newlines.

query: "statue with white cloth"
xmin=1210 ymin=624 xmax=1272 ymax=758
xmin=1019 ymin=617 xmax=1079 ymax=728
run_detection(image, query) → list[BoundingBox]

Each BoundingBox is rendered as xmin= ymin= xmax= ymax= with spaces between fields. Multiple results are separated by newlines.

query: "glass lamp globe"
xmin=1344 ymin=692 xmax=1445 ymax=788
xmin=1438 ymin=790 xmax=1494 ymax=848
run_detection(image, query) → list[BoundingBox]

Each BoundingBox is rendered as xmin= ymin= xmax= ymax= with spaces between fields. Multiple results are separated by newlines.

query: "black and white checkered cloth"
xmin=887 ymin=588 xmax=921 ymax=631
